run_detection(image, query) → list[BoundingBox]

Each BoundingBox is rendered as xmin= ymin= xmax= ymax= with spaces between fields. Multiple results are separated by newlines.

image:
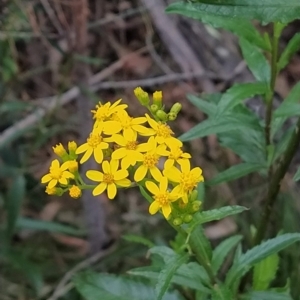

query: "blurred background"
xmin=0 ymin=0 xmax=300 ymax=299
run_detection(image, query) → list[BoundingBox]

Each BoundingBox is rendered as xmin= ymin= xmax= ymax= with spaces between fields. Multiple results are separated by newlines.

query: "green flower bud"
xmin=167 ymin=112 xmax=177 ymax=121
xmin=183 ymin=214 xmax=193 ymax=223
xmin=156 ymin=110 xmax=168 ymax=121
xmin=170 ymin=102 xmax=182 ymax=114
xmin=190 ymin=190 xmax=198 ymax=202
xmin=153 ymin=91 xmax=163 ymax=108
xmin=192 ymin=201 xmax=202 ymax=212
xmin=173 ymin=218 xmax=183 ymax=226
xmin=134 ymin=87 xmax=150 ymax=106
xmin=150 ymin=104 xmax=159 ymax=113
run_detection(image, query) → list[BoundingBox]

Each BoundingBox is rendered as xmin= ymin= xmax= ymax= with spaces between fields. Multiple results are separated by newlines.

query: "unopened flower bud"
xmin=134 ymin=87 xmax=150 ymax=106
xmin=190 ymin=190 xmax=198 ymax=202
xmin=192 ymin=201 xmax=202 ymax=212
xmin=183 ymin=214 xmax=193 ymax=223
xmin=68 ymin=160 xmax=78 ymax=173
xmin=52 ymin=143 xmax=67 ymax=158
xmin=167 ymin=112 xmax=177 ymax=121
xmin=153 ymin=91 xmax=163 ymax=107
xmin=156 ymin=110 xmax=168 ymax=121
xmin=69 ymin=185 xmax=82 ymax=199
xmin=150 ymin=104 xmax=159 ymax=113
xmin=173 ymin=218 xmax=183 ymax=226
xmin=170 ymin=102 xmax=182 ymax=114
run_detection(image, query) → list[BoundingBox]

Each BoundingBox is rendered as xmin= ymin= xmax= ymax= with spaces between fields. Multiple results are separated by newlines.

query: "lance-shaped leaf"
xmin=293 ymin=167 xmax=300 ymax=182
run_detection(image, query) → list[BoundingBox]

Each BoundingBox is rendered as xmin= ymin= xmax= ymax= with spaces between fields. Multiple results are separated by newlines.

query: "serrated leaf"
xmin=253 ymin=254 xmax=279 ymax=291
xmin=191 ymin=206 xmax=248 ymax=228
xmin=211 ymin=284 xmax=233 ymax=300
xmin=155 ymin=253 xmax=189 ymax=300
xmin=293 ymin=167 xmax=300 ymax=181
xmin=226 ymin=233 xmax=300 ymax=291
xmin=207 ymin=163 xmax=265 ymax=186
xmin=167 ymin=1 xmax=300 ymax=24
xmin=122 ymin=234 xmax=154 ymax=248
xmin=166 ymin=3 xmax=270 ymax=50
xmin=278 ymin=33 xmax=300 ymax=71
xmin=187 ymin=94 xmax=218 ymax=116
xmin=212 ymin=235 xmax=243 ymax=274
xmin=217 ymin=82 xmax=268 ymax=114
xmin=5 ymin=175 xmax=25 ymax=239
xmin=239 ymin=38 xmax=271 ymax=83
xmin=16 ymin=217 xmax=86 ymax=236
xmin=74 ymin=272 xmax=184 ymax=300
xmin=245 ymin=290 xmax=293 ymax=300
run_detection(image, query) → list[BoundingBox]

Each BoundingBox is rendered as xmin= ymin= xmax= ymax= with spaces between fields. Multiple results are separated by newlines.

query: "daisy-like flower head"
xmin=41 ymin=159 xmax=74 ymax=189
xmin=108 ymin=130 xmax=152 ymax=169
xmin=145 ymin=114 xmax=182 ymax=148
xmin=76 ymin=128 xmax=109 ymax=164
xmin=145 ymin=176 xmax=180 ymax=219
xmin=91 ymin=99 xmax=128 ymax=128
xmin=86 ymin=160 xmax=131 ymax=199
xmin=134 ymin=137 xmax=164 ymax=182
xmin=159 ymin=145 xmax=191 ymax=170
xmin=103 ymin=110 xmax=153 ymax=137
xmin=163 ymin=160 xmax=204 ymax=203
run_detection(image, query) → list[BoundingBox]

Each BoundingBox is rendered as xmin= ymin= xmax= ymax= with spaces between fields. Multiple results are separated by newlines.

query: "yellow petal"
xmin=94 ymin=148 xmax=104 ymax=164
xmin=145 ymin=181 xmax=159 ymax=195
xmin=110 ymin=134 xmax=126 ymax=146
xmin=51 ymin=159 xmax=60 ymax=169
xmin=180 ymin=159 xmax=190 ymax=173
xmin=112 ymin=148 xmax=127 ymax=160
xmin=61 ymin=161 xmax=70 ymax=171
xmin=114 ymin=169 xmax=128 ymax=181
xmin=103 ymin=121 xmax=122 ymax=134
xmin=110 ymin=159 xmax=119 ymax=173
xmin=76 ymin=143 xmax=89 ymax=154
xmin=107 ymin=183 xmax=117 ymax=199
xmin=80 ymin=148 xmax=93 ymax=164
xmin=149 ymin=201 xmax=160 ymax=215
xmin=41 ymin=174 xmax=52 ymax=183
xmin=86 ymin=170 xmax=104 ymax=181
xmin=150 ymin=167 xmax=162 ymax=182
xmin=164 ymin=159 xmax=174 ymax=170
xmin=165 ymin=137 xmax=182 ymax=148
xmin=93 ymin=182 xmax=107 ymax=196
xmin=102 ymin=160 xmax=110 ymax=174
xmin=134 ymin=165 xmax=147 ymax=182
xmin=169 ymin=189 xmax=180 ymax=201
xmin=132 ymin=117 xmax=147 ymax=125
xmin=163 ymin=167 xmax=181 ymax=183
xmin=99 ymin=142 xmax=109 ymax=150
xmin=159 ymin=177 xmax=168 ymax=192
xmin=146 ymin=114 xmax=158 ymax=130
xmin=133 ymin=125 xmax=155 ymax=136
xmin=136 ymin=142 xmax=152 ymax=152
xmin=191 ymin=167 xmax=203 ymax=178
xmin=48 ymin=179 xmax=57 ymax=189
xmin=123 ymin=128 xmax=137 ymax=141
xmin=63 ymin=171 xmax=74 ymax=179
xmin=182 ymin=152 xmax=191 ymax=158
xmin=59 ymin=177 xmax=68 ymax=185
xmin=116 ymin=178 xmax=131 ymax=187
xmin=121 ymin=156 xmax=132 ymax=169
xmin=162 ymin=204 xmax=171 ymax=219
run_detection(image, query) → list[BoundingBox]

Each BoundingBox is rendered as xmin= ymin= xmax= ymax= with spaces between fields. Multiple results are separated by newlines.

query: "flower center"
xmin=155 ymin=192 xmax=170 ymax=206
xmin=103 ymin=173 xmax=114 ymax=184
xmin=92 ymin=104 xmax=110 ymax=121
xmin=87 ymin=133 xmax=102 ymax=148
xmin=120 ymin=116 xmax=133 ymax=129
xmin=126 ymin=141 xmax=138 ymax=150
xmin=143 ymin=153 xmax=159 ymax=168
xmin=180 ymin=173 xmax=199 ymax=191
xmin=156 ymin=123 xmax=173 ymax=138
xmin=169 ymin=148 xmax=183 ymax=160
xmin=50 ymin=167 xmax=62 ymax=179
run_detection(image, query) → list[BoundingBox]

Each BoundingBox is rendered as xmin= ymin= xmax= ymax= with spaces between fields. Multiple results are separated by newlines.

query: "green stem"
xmin=254 ymin=116 xmax=300 ymax=245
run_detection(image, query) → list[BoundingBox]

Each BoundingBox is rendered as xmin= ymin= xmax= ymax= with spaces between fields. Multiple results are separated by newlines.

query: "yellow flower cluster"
xmin=41 ymin=88 xmax=204 ymax=223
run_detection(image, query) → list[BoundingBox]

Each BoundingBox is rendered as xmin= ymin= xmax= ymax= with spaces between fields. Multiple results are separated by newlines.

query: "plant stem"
xmin=254 ymin=116 xmax=300 ymax=245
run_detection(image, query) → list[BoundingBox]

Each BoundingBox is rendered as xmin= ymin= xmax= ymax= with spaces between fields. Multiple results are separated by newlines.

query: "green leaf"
xmin=278 ymin=33 xmax=300 ymax=71
xmin=129 ymin=262 xmax=210 ymax=293
xmin=167 ymin=1 xmax=300 ymax=24
xmin=245 ymin=290 xmax=293 ymax=300
xmin=187 ymin=94 xmax=218 ymax=116
xmin=189 ymin=225 xmax=213 ymax=264
xmin=273 ymin=103 xmax=300 ymax=118
xmin=191 ymin=206 xmax=248 ymax=227
xmin=122 ymin=234 xmax=154 ymax=248
xmin=16 ymin=217 xmax=86 ymax=236
xmin=212 ymin=235 xmax=243 ymax=274
xmin=253 ymin=254 xmax=279 ymax=291
xmin=5 ymin=175 xmax=25 ymax=239
xmin=139 ymin=185 xmax=153 ymax=204
xmin=74 ymin=272 xmax=184 ymax=300
xmin=207 ymin=163 xmax=265 ymax=186
xmin=166 ymin=2 xmax=270 ymax=50
xmin=211 ymin=284 xmax=233 ymax=300
xmin=239 ymin=37 xmax=271 ymax=83
xmin=217 ymin=82 xmax=268 ymax=114
xmin=155 ymin=253 xmax=189 ymax=300
xmin=226 ymin=233 xmax=300 ymax=291
xmin=293 ymin=167 xmax=300 ymax=182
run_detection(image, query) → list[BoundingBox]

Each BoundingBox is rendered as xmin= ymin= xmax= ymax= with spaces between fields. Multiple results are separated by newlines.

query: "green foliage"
xmin=293 ymin=167 xmax=300 ymax=182
xmin=244 ymin=290 xmax=293 ymax=300
xmin=122 ymin=234 xmax=155 ymax=248
xmin=211 ymin=284 xmax=234 ymax=300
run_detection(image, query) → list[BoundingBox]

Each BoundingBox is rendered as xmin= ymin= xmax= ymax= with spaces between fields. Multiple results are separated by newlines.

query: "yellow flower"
xmin=109 ymin=130 xmax=152 ymax=169
xmin=69 ymin=185 xmax=82 ymax=198
xmin=52 ymin=143 xmax=67 ymax=157
xmin=145 ymin=114 xmax=182 ymax=148
xmin=86 ymin=160 xmax=131 ymax=199
xmin=103 ymin=110 xmax=152 ymax=137
xmin=76 ymin=128 xmax=109 ymax=164
xmin=91 ymin=99 xmax=128 ymax=128
xmin=163 ymin=160 xmax=204 ymax=203
xmin=45 ymin=186 xmax=56 ymax=195
xmin=159 ymin=146 xmax=191 ymax=170
xmin=41 ymin=159 xmax=74 ymax=188
xmin=145 ymin=177 xmax=179 ymax=219
xmin=134 ymin=137 xmax=164 ymax=182
xmin=153 ymin=91 xmax=162 ymax=103
xmin=134 ymin=87 xmax=150 ymax=105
